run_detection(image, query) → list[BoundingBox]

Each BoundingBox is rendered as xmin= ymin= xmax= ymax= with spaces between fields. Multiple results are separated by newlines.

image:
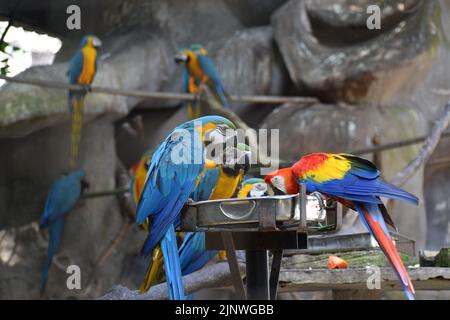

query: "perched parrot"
xmin=135 ymin=115 xmax=237 ymax=300
xmin=139 ymin=143 xmax=251 ymax=293
xmin=265 ymin=153 xmax=419 ymax=300
xmin=67 ymin=35 xmax=102 ymax=169
xmin=181 ymin=61 xmax=201 ymax=120
xmin=129 ymin=151 xmax=153 ymax=231
xmin=130 ymin=152 xmax=152 ymax=209
xmin=39 ymin=169 xmax=88 ymax=292
xmin=238 ymin=178 xmax=273 ymax=198
xmin=175 ymin=44 xmax=229 ymax=119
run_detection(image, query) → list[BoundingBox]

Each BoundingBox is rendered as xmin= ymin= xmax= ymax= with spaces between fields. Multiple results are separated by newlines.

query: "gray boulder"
xmin=272 ymin=0 xmax=440 ymax=104
xmin=207 ymin=27 xmax=290 ymax=124
xmin=223 ymin=0 xmax=288 ymax=26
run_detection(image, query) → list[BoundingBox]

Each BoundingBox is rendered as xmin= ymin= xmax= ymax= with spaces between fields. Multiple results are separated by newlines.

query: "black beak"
xmin=272 ymin=186 xmax=285 ymax=196
xmin=239 ymin=153 xmax=251 ymax=174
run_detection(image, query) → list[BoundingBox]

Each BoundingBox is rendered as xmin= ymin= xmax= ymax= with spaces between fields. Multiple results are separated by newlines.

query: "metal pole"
xmin=245 ymin=250 xmax=269 ymax=300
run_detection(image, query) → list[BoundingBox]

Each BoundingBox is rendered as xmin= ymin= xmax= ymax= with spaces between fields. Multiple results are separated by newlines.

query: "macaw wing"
xmin=40 ymin=176 xmax=81 ymax=229
xmin=129 ymin=175 xmax=137 ymax=209
xmin=197 ymin=55 xmax=221 ymax=83
xmin=303 ymin=153 xmax=417 ymax=205
xmin=136 ymin=126 xmax=205 ymax=255
xmin=340 ymin=153 xmax=380 ymax=180
xmin=190 ymin=167 xmax=220 ymax=202
xmin=182 ymin=68 xmax=189 ymax=93
xmin=178 ymin=232 xmax=216 ymax=275
xmin=67 ymin=49 xmax=84 ymax=85
xmin=305 ymin=177 xmax=382 ymax=204
xmin=197 ymin=55 xmax=229 ymax=108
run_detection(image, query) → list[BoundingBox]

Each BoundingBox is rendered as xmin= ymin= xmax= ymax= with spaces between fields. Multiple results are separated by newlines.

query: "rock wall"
xmin=0 ymin=0 xmax=449 ymax=299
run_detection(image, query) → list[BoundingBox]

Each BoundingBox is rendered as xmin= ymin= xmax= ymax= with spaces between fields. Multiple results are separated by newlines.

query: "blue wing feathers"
xmin=39 ymin=169 xmax=84 ymax=292
xmin=198 ymin=55 xmax=229 ymax=108
xmin=191 ymin=168 xmax=220 ymax=202
xmin=179 ymin=232 xmax=217 ymax=275
xmin=137 ymin=124 xmax=204 ymax=255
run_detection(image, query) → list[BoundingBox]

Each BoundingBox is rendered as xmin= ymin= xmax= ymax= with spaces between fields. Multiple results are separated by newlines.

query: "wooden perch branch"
xmin=0 ymin=74 xmax=317 ymax=106
xmin=392 ymin=101 xmax=450 ymax=186
xmin=98 ymin=261 xmax=246 ymax=300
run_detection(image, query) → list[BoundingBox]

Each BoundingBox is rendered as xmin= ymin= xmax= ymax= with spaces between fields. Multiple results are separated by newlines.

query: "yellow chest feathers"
xmin=210 ymin=168 xmax=242 ymax=200
xmin=78 ymin=46 xmax=97 ymax=84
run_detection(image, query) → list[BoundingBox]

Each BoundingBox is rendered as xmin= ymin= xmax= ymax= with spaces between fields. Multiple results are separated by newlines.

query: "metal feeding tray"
xmin=181 ymin=191 xmax=342 ymax=233
xmin=297 ymin=231 xmax=416 ymax=256
xmin=179 ymin=184 xmax=344 ymax=300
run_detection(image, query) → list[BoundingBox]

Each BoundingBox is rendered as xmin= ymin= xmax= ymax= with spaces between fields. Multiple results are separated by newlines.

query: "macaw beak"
xmin=237 ymin=150 xmax=251 ymax=174
xmin=92 ymin=37 xmax=102 ymax=48
xmin=222 ymin=129 xmax=238 ymax=146
xmin=264 ymin=175 xmax=273 ymax=185
xmin=174 ymin=53 xmax=189 ymax=64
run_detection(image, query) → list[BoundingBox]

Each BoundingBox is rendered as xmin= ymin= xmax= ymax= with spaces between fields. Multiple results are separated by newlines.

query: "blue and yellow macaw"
xmin=39 ymin=169 xmax=88 ymax=292
xmin=129 ymin=150 xmax=153 ymax=231
xmin=139 ymin=142 xmax=251 ymax=294
xmin=135 ymin=116 xmax=237 ymax=300
xmin=67 ymin=35 xmax=102 ymax=169
xmin=175 ymin=44 xmax=229 ymax=120
xmin=238 ymin=178 xmax=273 ymax=198
xmin=265 ymin=153 xmax=419 ymax=300
xmin=130 ymin=152 xmax=152 ymax=210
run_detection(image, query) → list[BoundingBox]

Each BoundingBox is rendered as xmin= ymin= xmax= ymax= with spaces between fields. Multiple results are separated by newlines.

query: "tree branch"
xmin=199 ymin=85 xmax=288 ymax=168
xmin=392 ymin=101 xmax=450 ymax=186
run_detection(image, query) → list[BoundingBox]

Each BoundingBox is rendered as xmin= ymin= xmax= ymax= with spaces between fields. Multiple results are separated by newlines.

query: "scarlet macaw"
xmin=175 ymin=44 xmax=229 ymax=119
xmin=135 ymin=116 xmax=237 ymax=300
xmin=39 ymin=169 xmax=88 ymax=292
xmin=265 ymin=153 xmax=419 ymax=300
xmin=238 ymin=178 xmax=273 ymax=198
xmin=139 ymin=143 xmax=251 ymax=293
xmin=67 ymin=35 xmax=102 ymax=169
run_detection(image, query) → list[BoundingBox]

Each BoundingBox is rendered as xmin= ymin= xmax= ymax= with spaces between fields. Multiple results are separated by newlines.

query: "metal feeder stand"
xmin=181 ymin=184 xmax=342 ymax=300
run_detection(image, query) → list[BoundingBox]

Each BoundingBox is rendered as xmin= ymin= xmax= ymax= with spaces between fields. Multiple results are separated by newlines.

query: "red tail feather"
xmin=360 ymin=205 xmax=415 ymax=297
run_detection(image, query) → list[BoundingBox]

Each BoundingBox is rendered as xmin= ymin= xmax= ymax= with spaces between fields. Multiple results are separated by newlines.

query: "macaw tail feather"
xmin=355 ymin=202 xmax=415 ymax=300
xmin=161 ymin=224 xmax=185 ymax=300
xmin=214 ymin=84 xmax=229 ymax=109
xmin=178 ymin=232 xmax=217 ymax=275
xmin=39 ymin=219 xmax=64 ymax=293
xmin=139 ymin=246 xmax=165 ymax=293
xmin=187 ymin=102 xmax=202 ymax=120
xmin=69 ymin=96 xmax=85 ymax=169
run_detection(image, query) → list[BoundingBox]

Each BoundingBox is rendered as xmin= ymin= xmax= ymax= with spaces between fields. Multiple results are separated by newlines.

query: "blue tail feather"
xmin=39 ymin=219 xmax=64 ymax=292
xmin=161 ymin=224 xmax=185 ymax=300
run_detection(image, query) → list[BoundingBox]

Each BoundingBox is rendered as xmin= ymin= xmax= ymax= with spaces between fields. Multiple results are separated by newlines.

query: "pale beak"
xmin=92 ymin=37 xmax=102 ymax=48
xmin=174 ymin=53 xmax=189 ymax=63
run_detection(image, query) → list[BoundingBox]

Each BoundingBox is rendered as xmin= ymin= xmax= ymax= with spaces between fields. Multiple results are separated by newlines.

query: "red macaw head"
xmin=264 ymin=167 xmax=299 ymax=195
